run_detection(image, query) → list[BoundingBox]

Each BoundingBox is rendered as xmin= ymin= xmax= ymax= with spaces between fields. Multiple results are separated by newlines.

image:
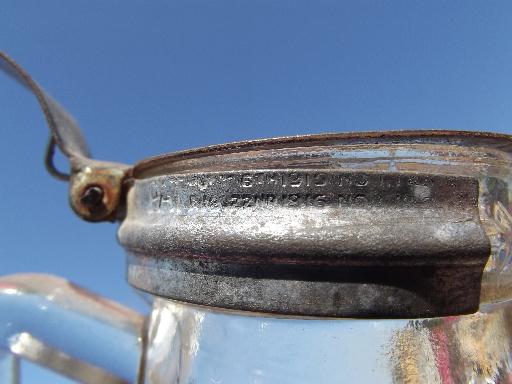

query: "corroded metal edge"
xmin=132 ymin=130 xmax=512 ymax=178
xmin=128 ymin=263 xmax=487 ymax=318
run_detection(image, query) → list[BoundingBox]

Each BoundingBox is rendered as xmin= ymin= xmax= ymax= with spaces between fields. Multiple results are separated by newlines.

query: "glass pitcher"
xmin=1 ymin=51 xmax=512 ymax=384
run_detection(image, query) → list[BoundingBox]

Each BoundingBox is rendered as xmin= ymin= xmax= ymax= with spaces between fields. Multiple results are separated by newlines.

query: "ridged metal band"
xmin=120 ymin=169 xmax=490 ymax=318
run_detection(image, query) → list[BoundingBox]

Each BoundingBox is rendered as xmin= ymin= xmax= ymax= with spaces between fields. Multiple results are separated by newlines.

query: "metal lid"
xmin=120 ymin=131 xmax=511 ymax=318
xmin=132 ymin=130 xmax=512 ymax=178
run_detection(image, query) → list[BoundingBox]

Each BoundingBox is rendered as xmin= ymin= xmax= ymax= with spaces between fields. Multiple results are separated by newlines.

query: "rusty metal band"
xmin=120 ymin=169 xmax=491 ymax=318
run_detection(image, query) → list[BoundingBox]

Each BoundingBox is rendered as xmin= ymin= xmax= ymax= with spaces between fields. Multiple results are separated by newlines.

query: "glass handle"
xmin=0 ymin=274 xmax=146 ymax=384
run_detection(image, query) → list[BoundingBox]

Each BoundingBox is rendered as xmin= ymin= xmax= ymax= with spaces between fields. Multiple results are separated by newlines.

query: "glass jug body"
xmin=142 ymin=297 xmax=512 ymax=384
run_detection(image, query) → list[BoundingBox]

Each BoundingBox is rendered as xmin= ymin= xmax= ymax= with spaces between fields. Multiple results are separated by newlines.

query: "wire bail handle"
xmin=0 ymin=51 xmax=129 ymax=222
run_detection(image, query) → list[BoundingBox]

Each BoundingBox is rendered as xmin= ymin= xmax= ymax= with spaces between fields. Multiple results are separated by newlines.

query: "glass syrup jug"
xmin=1 ymin=51 xmax=512 ymax=384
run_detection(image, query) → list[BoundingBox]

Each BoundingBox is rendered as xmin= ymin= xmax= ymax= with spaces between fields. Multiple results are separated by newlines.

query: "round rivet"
xmin=80 ymin=185 xmax=104 ymax=208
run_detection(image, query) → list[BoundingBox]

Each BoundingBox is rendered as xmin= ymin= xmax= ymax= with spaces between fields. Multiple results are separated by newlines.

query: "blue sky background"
xmin=1 ymin=1 xmax=512 ymax=382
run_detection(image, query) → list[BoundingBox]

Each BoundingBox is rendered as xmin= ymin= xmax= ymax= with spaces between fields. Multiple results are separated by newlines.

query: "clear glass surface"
xmin=143 ymin=297 xmax=512 ymax=384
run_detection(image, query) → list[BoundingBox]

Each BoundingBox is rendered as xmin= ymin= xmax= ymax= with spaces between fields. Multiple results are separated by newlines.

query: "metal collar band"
xmin=120 ymin=132 xmax=511 ymax=318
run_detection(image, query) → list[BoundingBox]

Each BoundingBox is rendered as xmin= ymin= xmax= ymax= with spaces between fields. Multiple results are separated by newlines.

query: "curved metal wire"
xmin=44 ymin=136 xmax=71 ymax=181
xmin=0 ymin=51 xmax=91 ymax=180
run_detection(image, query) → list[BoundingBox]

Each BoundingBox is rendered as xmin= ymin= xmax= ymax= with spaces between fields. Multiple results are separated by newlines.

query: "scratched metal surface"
xmin=118 ymin=132 xmax=512 ymax=318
